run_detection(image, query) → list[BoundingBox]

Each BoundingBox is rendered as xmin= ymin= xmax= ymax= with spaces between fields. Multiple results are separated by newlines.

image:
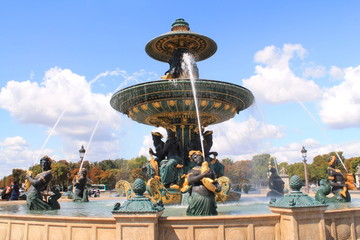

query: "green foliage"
xmin=51 ymin=161 xmax=71 ymax=186
xmin=12 ymin=169 xmax=26 ymax=182
xmin=129 ymin=156 xmax=148 ymax=169
xmin=345 ymin=157 xmax=360 ymax=174
xmin=251 ymin=154 xmax=271 ymax=186
xmin=285 ymin=162 xmax=305 ymax=179
xmin=221 ymin=158 xmax=234 ymax=165
xmin=99 ymin=160 xmax=117 ymax=171
xmin=130 ymin=168 xmax=146 ymax=182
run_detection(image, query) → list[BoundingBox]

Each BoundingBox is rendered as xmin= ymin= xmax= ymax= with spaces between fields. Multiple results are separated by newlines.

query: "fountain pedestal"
xmin=269 ymin=175 xmax=328 ymax=240
xmin=112 ymin=179 xmax=164 ymax=240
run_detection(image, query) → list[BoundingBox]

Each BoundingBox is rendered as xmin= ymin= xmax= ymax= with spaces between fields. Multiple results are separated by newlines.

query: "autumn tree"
xmin=88 ymin=166 xmax=103 ymax=184
xmin=51 ymin=161 xmax=71 ymax=187
xmin=12 ymin=169 xmax=26 ymax=183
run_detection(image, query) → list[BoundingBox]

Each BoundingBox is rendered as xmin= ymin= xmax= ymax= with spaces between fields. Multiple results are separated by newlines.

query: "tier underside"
xmin=110 ymin=79 xmax=254 ymax=129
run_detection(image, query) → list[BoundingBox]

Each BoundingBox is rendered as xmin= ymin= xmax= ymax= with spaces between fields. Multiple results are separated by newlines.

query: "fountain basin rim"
xmin=110 ymin=79 xmax=255 ymax=127
xmin=112 ymin=79 xmax=251 ymax=93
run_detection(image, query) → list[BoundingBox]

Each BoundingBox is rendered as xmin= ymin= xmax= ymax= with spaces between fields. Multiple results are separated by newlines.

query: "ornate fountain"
xmin=0 ymin=19 xmax=357 ymax=240
xmin=110 ymin=18 xmax=254 ymax=159
xmin=110 ymin=19 xmax=254 ymax=206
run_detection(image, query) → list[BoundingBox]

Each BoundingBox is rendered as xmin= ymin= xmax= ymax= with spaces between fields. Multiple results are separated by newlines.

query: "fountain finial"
xmin=171 ymin=18 xmax=190 ymax=31
xmin=145 ymin=19 xmax=217 ymax=63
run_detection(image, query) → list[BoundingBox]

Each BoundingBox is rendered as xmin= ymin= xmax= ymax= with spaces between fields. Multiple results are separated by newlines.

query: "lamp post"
xmin=79 ymin=145 xmax=86 ymax=162
xmin=301 ymin=146 xmax=309 ymax=193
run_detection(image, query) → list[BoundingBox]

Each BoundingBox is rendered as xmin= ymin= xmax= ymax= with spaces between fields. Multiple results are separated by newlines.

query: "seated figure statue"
xmin=186 ymin=151 xmax=221 ymax=216
xmin=160 ymin=129 xmax=183 ymax=188
xmin=73 ymin=168 xmax=89 ymax=202
xmin=25 ymin=156 xmax=61 ymax=210
xmin=144 ymin=132 xmax=165 ymax=179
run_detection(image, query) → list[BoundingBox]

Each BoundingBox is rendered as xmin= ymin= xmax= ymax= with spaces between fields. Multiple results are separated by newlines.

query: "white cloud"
xmin=0 ymin=136 xmax=53 ymax=176
xmin=210 ymin=117 xmax=283 ymax=155
xmin=271 ymin=139 xmax=360 ymax=166
xmin=319 ymin=65 xmax=360 ymax=128
xmin=0 ymin=67 xmax=152 ymax=170
xmin=243 ymin=44 xmax=322 ymax=103
xmin=303 ymin=65 xmax=326 ymax=79
xmin=329 ymin=66 xmax=345 ymax=80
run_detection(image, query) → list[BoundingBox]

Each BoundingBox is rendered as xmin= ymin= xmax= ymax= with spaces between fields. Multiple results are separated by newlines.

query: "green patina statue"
xmin=25 ymin=156 xmax=61 ymax=210
xmin=315 ymin=156 xmax=352 ymax=203
xmin=267 ymin=167 xmax=285 ymax=197
xmin=72 ymin=168 xmax=89 ymax=202
xmin=186 ymin=151 xmax=220 ymax=216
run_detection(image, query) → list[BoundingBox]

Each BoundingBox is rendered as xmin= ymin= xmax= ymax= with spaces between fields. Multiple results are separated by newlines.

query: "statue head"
xmin=40 ymin=155 xmax=52 ymax=171
xmin=189 ymin=150 xmax=204 ymax=166
xmin=151 ymin=132 xmax=163 ymax=139
xmin=209 ymin=151 xmax=218 ymax=160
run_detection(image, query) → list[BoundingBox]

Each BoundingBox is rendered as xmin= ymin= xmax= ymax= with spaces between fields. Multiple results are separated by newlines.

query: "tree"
xmin=114 ymin=158 xmax=129 ymax=170
xmin=99 ymin=160 xmax=117 ymax=171
xmin=51 ymin=162 xmax=70 ymax=187
xmin=12 ymin=169 xmax=26 ymax=183
xmin=221 ymin=158 xmax=234 ymax=166
xmin=224 ymin=160 xmax=253 ymax=184
xmin=345 ymin=157 xmax=360 ymax=174
xmin=130 ymin=168 xmax=146 ymax=182
xmin=129 ymin=156 xmax=148 ymax=169
xmin=99 ymin=170 xmax=116 ymax=188
xmin=88 ymin=166 xmax=103 ymax=184
xmin=251 ymin=154 xmax=271 ymax=187
xmin=286 ymin=162 xmax=305 ymax=178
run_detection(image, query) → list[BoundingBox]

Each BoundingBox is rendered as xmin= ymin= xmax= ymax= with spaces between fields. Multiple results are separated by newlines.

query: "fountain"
xmin=110 ymin=18 xmax=254 ymax=205
xmin=0 ymin=19 xmax=360 ymax=240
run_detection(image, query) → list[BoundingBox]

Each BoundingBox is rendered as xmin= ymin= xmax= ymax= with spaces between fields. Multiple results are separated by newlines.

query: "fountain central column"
xmin=110 ymin=19 xmax=254 ymax=162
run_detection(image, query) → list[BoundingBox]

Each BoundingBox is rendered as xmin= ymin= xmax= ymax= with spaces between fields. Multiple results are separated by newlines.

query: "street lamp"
xmin=301 ymin=146 xmax=309 ymax=193
xmin=79 ymin=145 xmax=86 ymax=161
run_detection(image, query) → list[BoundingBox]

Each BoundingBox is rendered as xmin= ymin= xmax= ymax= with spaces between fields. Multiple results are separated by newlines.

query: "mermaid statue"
xmin=25 ymin=156 xmax=61 ymax=210
xmin=73 ymin=168 xmax=89 ymax=202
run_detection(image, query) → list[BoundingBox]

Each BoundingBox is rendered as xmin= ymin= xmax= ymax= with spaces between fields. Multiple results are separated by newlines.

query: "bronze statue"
xmin=73 ymin=168 xmax=89 ymax=202
xmin=326 ymin=156 xmax=351 ymax=202
xmin=186 ymin=151 xmax=220 ymax=216
xmin=25 ymin=156 xmax=61 ymax=210
xmin=149 ymin=132 xmax=165 ymax=164
xmin=267 ymin=167 xmax=284 ymax=197
xmin=209 ymin=152 xmax=224 ymax=178
xmin=159 ymin=129 xmax=183 ymax=188
xmin=162 ymin=49 xmax=199 ymax=79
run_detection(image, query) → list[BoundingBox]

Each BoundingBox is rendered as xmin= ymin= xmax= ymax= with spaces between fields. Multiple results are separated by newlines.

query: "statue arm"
xmin=26 ymin=174 xmax=46 ymax=188
xmin=188 ymin=170 xmax=213 ymax=185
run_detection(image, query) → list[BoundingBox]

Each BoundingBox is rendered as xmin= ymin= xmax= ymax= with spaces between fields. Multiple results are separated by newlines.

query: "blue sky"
xmin=1 ymin=1 xmax=360 ymax=178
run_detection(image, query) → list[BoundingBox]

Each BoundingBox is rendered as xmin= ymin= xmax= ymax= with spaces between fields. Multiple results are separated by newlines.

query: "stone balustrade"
xmin=0 ymin=207 xmax=359 ymax=239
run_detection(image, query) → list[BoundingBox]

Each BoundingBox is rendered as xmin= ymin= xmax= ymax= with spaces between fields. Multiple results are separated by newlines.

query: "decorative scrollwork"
xmin=115 ymin=180 xmax=134 ymax=199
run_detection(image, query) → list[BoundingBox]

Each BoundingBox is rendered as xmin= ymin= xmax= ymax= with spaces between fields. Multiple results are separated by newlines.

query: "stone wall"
xmin=324 ymin=208 xmax=360 ymax=239
xmin=0 ymin=207 xmax=360 ymax=240
xmin=0 ymin=214 xmax=116 ymax=240
xmin=158 ymin=214 xmax=280 ymax=240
